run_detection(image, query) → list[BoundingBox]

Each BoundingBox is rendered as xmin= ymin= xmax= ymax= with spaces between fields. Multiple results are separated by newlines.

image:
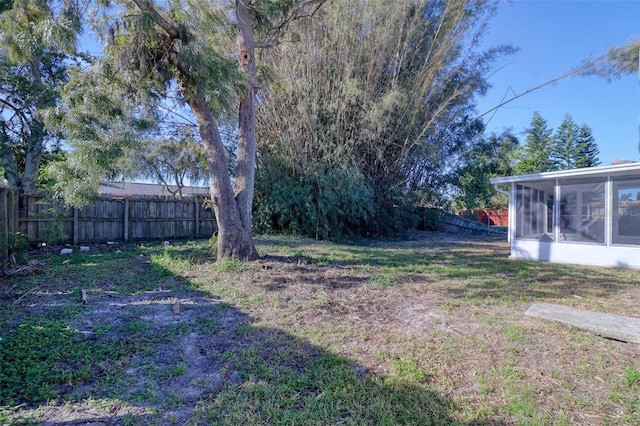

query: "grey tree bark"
xmin=20 ymin=60 xmax=46 ymax=192
xmin=0 ymin=143 xmax=21 ymax=188
xmin=1 ymin=60 xmax=47 ymax=193
xmin=186 ymin=91 xmax=256 ymax=260
xmin=232 ymin=0 xmax=259 ymax=259
xmin=21 ymin=120 xmax=45 ymax=192
xmin=130 ymin=0 xmax=259 ymax=260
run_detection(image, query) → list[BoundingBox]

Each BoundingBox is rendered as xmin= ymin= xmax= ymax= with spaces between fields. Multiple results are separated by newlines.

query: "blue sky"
xmin=475 ymin=0 xmax=640 ymax=165
xmin=79 ymin=1 xmax=639 ymax=165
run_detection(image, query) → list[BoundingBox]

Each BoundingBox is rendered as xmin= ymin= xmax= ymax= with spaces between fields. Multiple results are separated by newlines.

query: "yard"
xmin=1 ymin=232 xmax=639 ymax=425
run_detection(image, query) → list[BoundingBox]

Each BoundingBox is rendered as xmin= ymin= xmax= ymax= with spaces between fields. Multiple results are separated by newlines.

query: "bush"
xmin=7 ymin=232 xmax=30 ymax=265
xmin=254 ymin=156 xmax=375 ymax=240
xmin=415 ymin=208 xmax=444 ymax=231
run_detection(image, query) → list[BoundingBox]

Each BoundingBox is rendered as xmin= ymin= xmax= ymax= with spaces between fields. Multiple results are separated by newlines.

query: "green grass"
xmin=622 ymin=367 xmax=640 ymax=390
xmin=0 ymin=317 xmax=129 ymax=405
xmin=216 ymin=257 xmax=246 ymax=272
xmin=368 ymin=273 xmax=399 ymax=288
xmin=2 ymin=236 xmax=640 ymax=425
xmin=0 ymin=241 xmax=211 ymax=411
xmin=192 ymin=350 xmax=456 ymax=425
xmin=504 ymin=324 xmax=534 ymax=345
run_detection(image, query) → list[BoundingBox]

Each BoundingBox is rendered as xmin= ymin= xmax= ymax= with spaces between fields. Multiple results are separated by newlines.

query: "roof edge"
xmin=490 ymin=162 xmax=640 ymax=185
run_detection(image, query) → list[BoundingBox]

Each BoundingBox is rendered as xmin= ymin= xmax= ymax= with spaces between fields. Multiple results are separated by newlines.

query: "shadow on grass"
xmin=1 ymin=243 xmax=506 ymax=425
xmin=262 ymin=235 xmax=640 ymax=304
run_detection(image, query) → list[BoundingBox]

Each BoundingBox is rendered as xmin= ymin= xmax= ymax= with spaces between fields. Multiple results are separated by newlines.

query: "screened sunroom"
xmin=490 ymin=162 xmax=640 ymax=269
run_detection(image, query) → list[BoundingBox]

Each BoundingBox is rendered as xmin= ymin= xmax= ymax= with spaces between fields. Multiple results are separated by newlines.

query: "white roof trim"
xmin=490 ymin=162 xmax=640 ymax=185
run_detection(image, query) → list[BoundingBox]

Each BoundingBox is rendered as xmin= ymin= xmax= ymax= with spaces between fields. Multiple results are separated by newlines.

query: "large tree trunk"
xmin=21 ymin=60 xmax=46 ymax=193
xmin=186 ymin=92 xmax=257 ymax=260
xmin=129 ymin=0 xmax=260 ymax=260
xmin=1 ymin=60 xmax=46 ymax=192
xmin=193 ymin=0 xmax=259 ymax=261
xmin=0 ymin=123 xmax=43 ymax=192
xmin=21 ymin=120 xmax=45 ymax=192
xmin=235 ymin=0 xmax=258 ymax=233
xmin=0 ymin=134 xmax=21 ymax=188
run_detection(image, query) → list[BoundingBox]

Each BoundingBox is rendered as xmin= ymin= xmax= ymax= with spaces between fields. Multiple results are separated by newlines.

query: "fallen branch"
xmin=3 ymin=260 xmax=46 ymax=277
xmin=11 ymin=282 xmax=48 ymax=307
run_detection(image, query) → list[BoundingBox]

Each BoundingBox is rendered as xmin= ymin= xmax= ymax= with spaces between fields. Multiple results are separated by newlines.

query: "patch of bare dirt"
xmin=38 ymin=294 xmax=244 ymax=424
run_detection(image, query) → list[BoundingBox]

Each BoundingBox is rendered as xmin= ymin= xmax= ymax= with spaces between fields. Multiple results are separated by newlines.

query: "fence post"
xmin=123 ymin=197 xmax=129 ymax=242
xmin=9 ymin=188 xmax=17 ymax=235
xmin=73 ymin=207 xmax=79 ymax=245
xmin=1 ymin=188 xmax=7 ymax=261
xmin=194 ymin=197 xmax=200 ymax=239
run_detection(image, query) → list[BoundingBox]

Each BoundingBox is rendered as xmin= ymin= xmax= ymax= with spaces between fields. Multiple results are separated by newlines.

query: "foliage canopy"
xmin=255 ymin=0 xmax=514 ymax=237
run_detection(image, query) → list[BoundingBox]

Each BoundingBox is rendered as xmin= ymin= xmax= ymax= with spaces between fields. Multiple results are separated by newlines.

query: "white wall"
xmin=510 ymin=239 xmax=640 ymax=269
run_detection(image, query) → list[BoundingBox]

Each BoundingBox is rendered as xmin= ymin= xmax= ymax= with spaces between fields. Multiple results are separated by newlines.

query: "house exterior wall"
xmin=509 ymin=239 xmax=640 ymax=269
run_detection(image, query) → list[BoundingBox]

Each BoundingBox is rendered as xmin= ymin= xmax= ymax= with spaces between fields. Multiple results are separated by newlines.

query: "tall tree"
xmin=0 ymin=0 xmax=81 ymax=192
xmin=582 ymin=38 xmax=640 ymax=79
xmin=575 ymin=124 xmax=600 ymax=168
xmin=256 ymin=0 xmax=513 ymax=235
xmin=514 ymin=111 xmax=556 ymax=174
xmin=53 ymin=0 xmax=326 ymax=260
xmin=552 ymin=114 xmax=581 ymax=170
xmin=454 ymin=131 xmax=519 ymax=211
xmin=128 ymin=136 xmax=210 ymax=197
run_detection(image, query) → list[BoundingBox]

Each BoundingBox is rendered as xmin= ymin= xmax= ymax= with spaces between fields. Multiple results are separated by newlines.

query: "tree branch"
xmin=130 ymin=0 xmax=181 ymax=41
xmin=476 ymin=60 xmax=603 ymax=122
xmin=255 ymin=0 xmax=329 ymax=49
xmin=157 ymin=101 xmax=198 ymax=127
xmin=279 ymin=0 xmax=328 ymax=31
xmin=0 ymin=97 xmax=30 ymax=123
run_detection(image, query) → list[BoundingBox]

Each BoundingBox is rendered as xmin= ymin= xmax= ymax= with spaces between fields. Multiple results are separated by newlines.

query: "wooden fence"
xmin=16 ymin=193 xmax=217 ymax=246
xmin=1 ymin=186 xmax=19 ymax=260
xmin=458 ymin=209 xmax=509 ymax=227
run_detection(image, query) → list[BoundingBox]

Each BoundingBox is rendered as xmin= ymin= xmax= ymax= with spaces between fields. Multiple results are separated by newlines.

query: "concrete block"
xmin=526 ymin=303 xmax=640 ymax=344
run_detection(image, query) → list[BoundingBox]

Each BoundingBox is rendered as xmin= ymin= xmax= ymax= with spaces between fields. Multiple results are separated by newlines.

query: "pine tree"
xmin=514 ymin=112 xmax=556 ymax=174
xmin=552 ymin=114 xmax=580 ymax=170
xmin=575 ymin=124 xmax=601 ymax=168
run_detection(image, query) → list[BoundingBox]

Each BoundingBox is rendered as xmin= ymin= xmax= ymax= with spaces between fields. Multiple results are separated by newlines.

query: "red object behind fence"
xmin=458 ymin=209 xmax=508 ymax=227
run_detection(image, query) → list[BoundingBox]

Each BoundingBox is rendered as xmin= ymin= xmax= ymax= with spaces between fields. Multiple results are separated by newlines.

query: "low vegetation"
xmin=1 ymin=233 xmax=639 ymax=425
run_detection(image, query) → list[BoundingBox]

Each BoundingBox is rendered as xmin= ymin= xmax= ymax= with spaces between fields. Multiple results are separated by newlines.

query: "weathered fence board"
xmin=1 ymin=187 xmax=8 ymax=260
xmin=0 ymin=186 xmax=18 ymax=261
xmin=15 ymin=193 xmax=217 ymax=245
xmin=439 ymin=212 xmax=507 ymax=235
